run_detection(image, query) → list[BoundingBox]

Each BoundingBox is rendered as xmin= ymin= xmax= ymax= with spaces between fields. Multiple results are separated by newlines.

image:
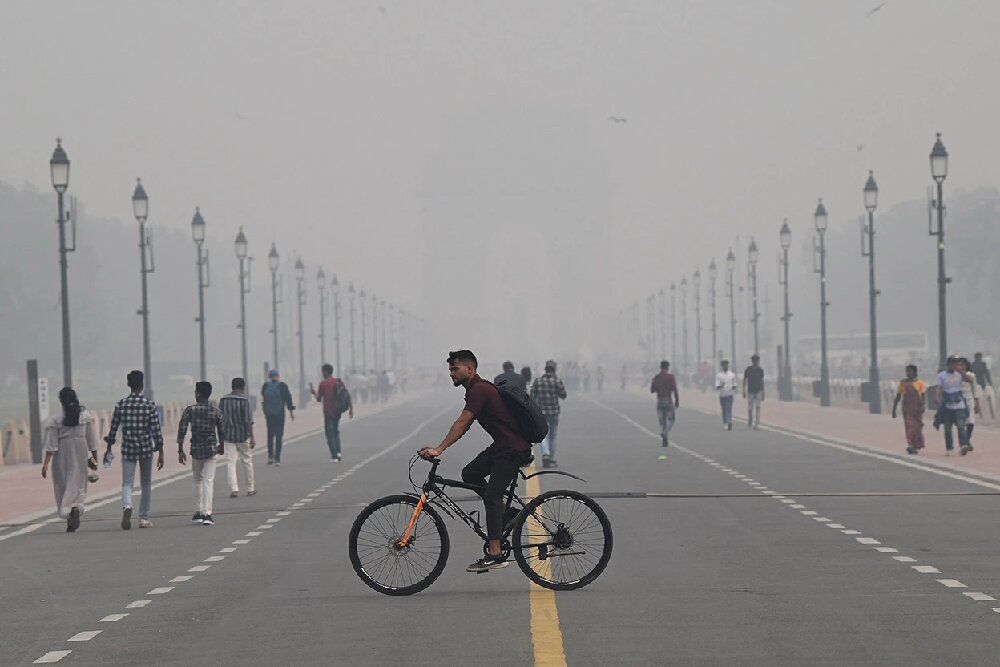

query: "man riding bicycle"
xmin=419 ymin=350 xmax=532 ymax=573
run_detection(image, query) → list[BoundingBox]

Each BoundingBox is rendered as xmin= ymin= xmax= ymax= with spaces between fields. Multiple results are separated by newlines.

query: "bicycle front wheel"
xmin=513 ymin=489 xmax=613 ymax=591
xmin=349 ymin=494 xmax=450 ymax=596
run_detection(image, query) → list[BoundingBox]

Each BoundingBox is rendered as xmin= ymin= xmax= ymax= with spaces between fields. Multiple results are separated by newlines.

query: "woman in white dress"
xmin=41 ymin=388 xmax=98 ymax=532
xmin=959 ymin=358 xmax=982 ymax=450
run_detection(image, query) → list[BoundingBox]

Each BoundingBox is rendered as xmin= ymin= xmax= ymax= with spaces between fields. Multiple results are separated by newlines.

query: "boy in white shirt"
xmin=716 ymin=360 xmax=738 ymax=431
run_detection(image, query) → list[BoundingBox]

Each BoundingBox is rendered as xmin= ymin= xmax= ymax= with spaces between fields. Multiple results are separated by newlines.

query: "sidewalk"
xmin=0 ymin=394 xmax=412 ymax=530
xmin=665 ymin=388 xmax=1000 ymax=481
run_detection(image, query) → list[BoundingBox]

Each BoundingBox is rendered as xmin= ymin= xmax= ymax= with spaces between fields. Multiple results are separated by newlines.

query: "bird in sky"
xmin=866 ymin=2 xmax=887 ymax=17
xmin=607 ymin=116 xmax=628 ymax=124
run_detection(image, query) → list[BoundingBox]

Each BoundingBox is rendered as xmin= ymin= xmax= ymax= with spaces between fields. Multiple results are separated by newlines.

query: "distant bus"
xmin=795 ymin=331 xmax=930 ymax=364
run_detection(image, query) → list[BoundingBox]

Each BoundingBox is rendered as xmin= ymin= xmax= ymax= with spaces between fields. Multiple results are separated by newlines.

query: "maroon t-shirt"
xmin=464 ymin=375 xmax=530 ymax=454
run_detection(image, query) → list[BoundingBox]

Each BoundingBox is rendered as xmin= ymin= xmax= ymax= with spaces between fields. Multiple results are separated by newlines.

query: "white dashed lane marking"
xmin=99 ymin=614 xmax=128 ymax=622
xmin=33 ymin=651 xmax=72 ymax=664
xmin=147 ymin=587 xmax=174 ymax=595
xmin=188 ymin=566 xmax=210 ymax=572
xmin=125 ymin=600 xmax=151 ymax=609
xmin=592 ymin=399 xmax=1000 ymax=621
xmin=67 ymin=632 xmax=101 ymax=642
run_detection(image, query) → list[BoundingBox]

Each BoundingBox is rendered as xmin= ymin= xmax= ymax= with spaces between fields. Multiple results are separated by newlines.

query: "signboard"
xmin=38 ymin=377 xmax=50 ymax=421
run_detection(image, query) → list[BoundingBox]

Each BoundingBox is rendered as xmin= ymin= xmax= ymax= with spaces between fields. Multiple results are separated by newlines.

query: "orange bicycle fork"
xmin=398 ymin=494 xmax=427 ymax=548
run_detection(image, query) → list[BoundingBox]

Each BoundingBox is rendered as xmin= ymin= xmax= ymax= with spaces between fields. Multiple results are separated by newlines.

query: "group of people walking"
xmin=494 ymin=360 xmax=567 ymax=468
xmin=41 ymin=364 xmax=354 ymax=533
xmin=893 ymin=354 xmax=991 ymax=456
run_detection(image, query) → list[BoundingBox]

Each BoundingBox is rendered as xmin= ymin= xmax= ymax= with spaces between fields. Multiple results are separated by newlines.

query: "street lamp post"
xmin=670 ymin=283 xmax=677 ymax=364
xmin=680 ymin=277 xmax=689 ymax=378
xmin=267 ymin=244 xmax=280 ymax=372
xmin=235 ymin=228 xmax=250 ymax=384
xmin=779 ymin=220 xmax=793 ymax=401
xmin=748 ymin=238 xmax=760 ymax=356
xmin=657 ymin=288 xmax=666 ymax=361
xmin=317 ymin=267 xmax=327 ymax=365
xmin=295 ymin=258 xmax=307 ymax=407
xmin=50 ymin=139 xmax=74 ymax=387
xmin=708 ymin=260 xmax=718 ymax=370
xmin=693 ymin=270 xmax=702 ymax=373
xmin=726 ymin=249 xmax=737 ymax=364
xmin=814 ymin=199 xmax=831 ymax=407
xmin=132 ymin=179 xmax=154 ymax=400
xmin=359 ymin=289 xmax=368 ymax=371
xmin=348 ymin=283 xmax=357 ymax=373
xmin=371 ymin=293 xmax=379 ymax=371
xmin=191 ymin=208 xmax=209 ymax=381
xmin=863 ymin=171 xmax=882 ymax=414
xmin=331 ymin=275 xmax=342 ymax=377
xmin=930 ymin=133 xmax=949 ymax=370
xmin=380 ymin=300 xmax=388 ymax=372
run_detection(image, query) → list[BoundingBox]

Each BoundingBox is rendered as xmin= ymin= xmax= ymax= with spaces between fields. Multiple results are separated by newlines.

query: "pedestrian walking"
xmin=177 ymin=381 xmax=225 ymax=526
xmin=650 ymin=361 xmax=679 ymax=446
xmin=309 ymin=363 xmax=353 ymax=462
xmin=261 ymin=369 xmax=295 ymax=465
xmin=620 ymin=363 xmax=628 ymax=391
xmin=934 ymin=355 xmax=972 ymax=455
xmin=520 ymin=365 xmax=532 ymax=388
xmin=219 ymin=377 xmax=256 ymax=498
xmin=970 ymin=352 xmax=995 ymax=419
xmin=596 ymin=365 xmax=604 ymax=393
xmin=716 ymin=360 xmax=737 ymax=431
xmin=892 ymin=364 xmax=925 ymax=455
xmin=41 ymin=388 xmax=98 ymax=532
xmin=103 ymin=371 xmax=164 ymax=530
xmin=959 ymin=357 xmax=982 ymax=447
xmin=531 ymin=360 xmax=568 ymax=468
xmin=494 ymin=360 xmax=527 ymax=392
xmin=742 ymin=355 xmax=765 ymax=429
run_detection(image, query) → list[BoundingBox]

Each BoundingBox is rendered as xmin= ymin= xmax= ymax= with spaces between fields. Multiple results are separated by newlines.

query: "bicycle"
xmin=348 ymin=454 xmax=613 ymax=596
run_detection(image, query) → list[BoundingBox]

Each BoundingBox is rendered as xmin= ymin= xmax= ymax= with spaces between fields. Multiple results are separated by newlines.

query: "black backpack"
xmin=493 ymin=379 xmax=549 ymax=444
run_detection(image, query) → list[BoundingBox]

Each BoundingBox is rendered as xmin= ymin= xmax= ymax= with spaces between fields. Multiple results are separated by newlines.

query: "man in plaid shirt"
xmin=177 ymin=381 xmax=225 ymax=526
xmin=530 ymin=360 xmax=568 ymax=468
xmin=104 ymin=370 xmax=164 ymax=530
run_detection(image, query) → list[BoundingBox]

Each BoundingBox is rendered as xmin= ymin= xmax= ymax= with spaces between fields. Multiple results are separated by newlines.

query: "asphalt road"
xmin=3 ymin=389 xmax=1000 ymax=666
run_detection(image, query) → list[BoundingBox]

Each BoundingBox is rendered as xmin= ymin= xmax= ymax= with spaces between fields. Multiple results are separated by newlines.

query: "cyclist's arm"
xmin=423 ymin=410 xmax=475 ymax=456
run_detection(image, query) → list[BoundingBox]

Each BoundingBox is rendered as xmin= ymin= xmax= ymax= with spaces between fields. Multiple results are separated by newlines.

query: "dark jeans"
xmin=324 ymin=413 xmax=342 ymax=458
xmin=941 ymin=408 xmax=969 ymax=449
xmin=265 ymin=413 xmax=286 ymax=461
xmin=462 ymin=445 xmax=529 ymax=541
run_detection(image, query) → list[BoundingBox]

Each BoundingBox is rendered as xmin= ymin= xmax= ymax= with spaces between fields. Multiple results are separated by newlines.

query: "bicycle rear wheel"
xmin=349 ymin=494 xmax=450 ymax=596
xmin=512 ymin=489 xmax=613 ymax=591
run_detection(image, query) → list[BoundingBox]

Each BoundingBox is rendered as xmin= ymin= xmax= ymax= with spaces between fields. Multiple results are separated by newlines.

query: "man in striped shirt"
xmin=220 ymin=378 xmax=256 ymax=498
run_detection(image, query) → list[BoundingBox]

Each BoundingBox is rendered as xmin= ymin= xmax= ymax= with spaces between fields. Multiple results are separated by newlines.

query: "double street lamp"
xmin=693 ymin=270 xmax=702 ymax=373
xmin=779 ymin=220 xmax=793 ymax=401
xmin=49 ymin=139 xmax=74 ymax=387
xmin=132 ymin=179 xmax=154 ymax=400
xmin=670 ymin=283 xmax=677 ymax=364
xmin=295 ymin=258 xmax=307 ymax=407
xmin=317 ymin=267 xmax=327 ymax=366
xmin=348 ymin=283 xmax=356 ymax=373
xmin=863 ymin=171 xmax=882 ymax=413
xmin=191 ymin=208 xmax=210 ymax=381
xmin=748 ymin=238 xmax=760 ymax=356
xmin=813 ymin=199 xmax=831 ymax=407
xmin=331 ymin=275 xmax=342 ymax=377
xmin=235 ymin=228 xmax=251 ymax=384
xmin=930 ymin=133 xmax=950 ymax=370
xmin=267 ymin=244 xmax=281 ymax=372
xmin=725 ymin=249 xmax=737 ymax=364
xmin=359 ymin=288 xmax=368 ymax=371
xmin=680 ymin=277 xmax=689 ymax=378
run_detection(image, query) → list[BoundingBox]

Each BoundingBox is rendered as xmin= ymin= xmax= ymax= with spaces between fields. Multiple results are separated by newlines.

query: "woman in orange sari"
xmin=892 ymin=364 xmax=925 ymax=454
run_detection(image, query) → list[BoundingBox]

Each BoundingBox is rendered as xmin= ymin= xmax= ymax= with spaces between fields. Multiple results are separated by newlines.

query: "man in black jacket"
xmin=261 ymin=369 xmax=295 ymax=465
xmin=493 ymin=360 xmax=527 ymax=392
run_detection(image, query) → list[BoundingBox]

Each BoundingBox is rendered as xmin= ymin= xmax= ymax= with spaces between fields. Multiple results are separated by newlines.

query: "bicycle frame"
xmin=398 ymin=457 xmax=586 ymax=548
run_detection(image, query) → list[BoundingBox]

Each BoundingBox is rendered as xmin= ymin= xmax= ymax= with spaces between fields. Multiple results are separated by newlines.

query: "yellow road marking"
xmin=525 ymin=464 xmax=568 ymax=667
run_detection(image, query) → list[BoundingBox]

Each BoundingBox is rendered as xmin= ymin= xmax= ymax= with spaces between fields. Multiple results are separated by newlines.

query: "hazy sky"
xmin=3 ymin=1 xmax=999 ymax=363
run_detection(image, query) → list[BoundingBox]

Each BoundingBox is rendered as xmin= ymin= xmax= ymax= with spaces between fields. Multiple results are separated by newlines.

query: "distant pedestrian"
xmin=620 ymin=363 xmax=628 ymax=391
xmin=494 ymin=360 xmax=527 ymax=392
xmin=177 ymin=381 xmax=225 ymax=526
xmin=104 ymin=370 xmax=164 ymax=530
xmin=310 ymin=363 xmax=353 ymax=462
xmin=41 ymin=388 xmax=98 ymax=532
xmin=934 ymin=355 xmax=972 ymax=455
xmin=531 ymin=360 xmax=568 ymax=468
xmin=520 ymin=365 xmax=532 ymax=388
xmin=958 ymin=357 xmax=982 ymax=448
xmin=716 ymin=360 xmax=737 ymax=431
xmin=970 ymin=352 xmax=995 ymax=419
xmin=742 ymin=355 xmax=765 ymax=429
xmin=378 ymin=370 xmax=391 ymax=403
xmin=596 ymin=365 xmax=604 ymax=393
xmin=219 ymin=377 xmax=256 ymax=497
xmin=650 ymin=361 xmax=679 ymax=446
xmin=261 ymin=369 xmax=295 ymax=465
xmin=892 ymin=364 xmax=925 ymax=455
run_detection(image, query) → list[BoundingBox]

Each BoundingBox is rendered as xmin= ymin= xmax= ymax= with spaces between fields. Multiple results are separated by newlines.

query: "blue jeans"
xmin=324 ymin=413 xmax=342 ymax=458
xmin=265 ymin=413 xmax=285 ymax=461
xmin=656 ymin=399 xmax=675 ymax=436
xmin=719 ymin=395 xmax=734 ymax=424
xmin=540 ymin=414 xmax=560 ymax=458
xmin=941 ymin=408 xmax=969 ymax=449
xmin=122 ymin=456 xmax=152 ymax=519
